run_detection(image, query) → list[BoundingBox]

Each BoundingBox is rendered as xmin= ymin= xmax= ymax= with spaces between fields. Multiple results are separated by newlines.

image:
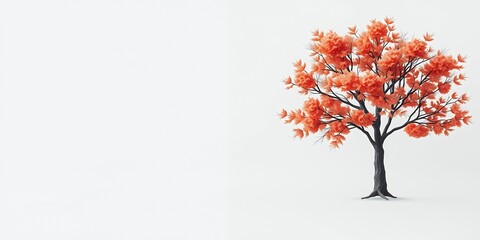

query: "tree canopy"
xmin=280 ymin=17 xmax=471 ymax=148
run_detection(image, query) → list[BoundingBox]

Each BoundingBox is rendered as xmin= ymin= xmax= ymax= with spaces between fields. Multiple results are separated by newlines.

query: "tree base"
xmin=361 ymin=190 xmax=397 ymax=200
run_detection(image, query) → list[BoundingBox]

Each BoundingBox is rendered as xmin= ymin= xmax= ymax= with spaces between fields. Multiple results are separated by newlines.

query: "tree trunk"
xmin=361 ymin=144 xmax=396 ymax=200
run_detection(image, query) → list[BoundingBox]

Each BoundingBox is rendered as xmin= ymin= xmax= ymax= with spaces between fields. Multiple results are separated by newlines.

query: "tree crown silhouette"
xmin=280 ymin=17 xmax=471 ymax=148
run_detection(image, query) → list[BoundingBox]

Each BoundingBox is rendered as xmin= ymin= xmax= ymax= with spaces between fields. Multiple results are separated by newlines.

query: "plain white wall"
xmin=0 ymin=0 xmax=228 ymax=239
xmin=228 ymin=0 xmax=480 ymax=239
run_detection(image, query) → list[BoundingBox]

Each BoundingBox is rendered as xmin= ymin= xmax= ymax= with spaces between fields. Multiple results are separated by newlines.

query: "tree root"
xmin=361 ymin=190 xmax=396 ymax=200
xmin=384 ymin=191 xmax=397 ymax=198
xmin=361 ymin=191 xmax=378 ymax=199
xmin=377 ymin=190 xmax=388 ymax=200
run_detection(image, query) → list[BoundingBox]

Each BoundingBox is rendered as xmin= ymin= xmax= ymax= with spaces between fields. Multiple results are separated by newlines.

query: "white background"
xmin=0 ymin=0 xmax=479 ymax=239
xmin=0 ymin=0 xmax=228 ymax=239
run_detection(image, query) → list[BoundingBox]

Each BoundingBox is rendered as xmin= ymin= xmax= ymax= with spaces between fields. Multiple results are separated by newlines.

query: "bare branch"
xmin=348 ymin=123 xmax=375 ymax=145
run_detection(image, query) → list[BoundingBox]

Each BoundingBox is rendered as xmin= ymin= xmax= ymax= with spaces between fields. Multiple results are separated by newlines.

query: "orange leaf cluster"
xmin=350 ymin=110 xmax=376 ymax=127
xmin=366 ymin=20 xmax=388 ymax=39
xmin=332 ymin=72 xmax=361 ymax=91
xmin=377 ymin=49 xmax=404 ymax=73
xmin=404 ymin=123 xmax=429 ymax=138
xmin=421 ymin=54 xmax=462 ymax=82
xmin=403 ymin=39 xmax=429 ymax=59
xmin=293 ymin=60 xmax=315 ymax=90
xmin=311 ymin=31 xmax=352 ymax=69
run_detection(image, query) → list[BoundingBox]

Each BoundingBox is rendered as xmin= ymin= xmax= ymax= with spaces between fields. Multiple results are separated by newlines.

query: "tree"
xmin=280 ymin=18 xmax=471 ymax=200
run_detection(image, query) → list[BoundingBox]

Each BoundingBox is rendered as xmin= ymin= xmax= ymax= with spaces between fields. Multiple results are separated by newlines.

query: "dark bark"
xmin=361 ymin=107 xmax=396 ymax=200
xmin=361 ymin=145 xmax=396 ymax=200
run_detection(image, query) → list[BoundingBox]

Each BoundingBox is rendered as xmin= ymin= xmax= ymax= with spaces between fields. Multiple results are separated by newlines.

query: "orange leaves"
xmin=311 ymin=61 xmax=328 ymax=75
xmin=311 ymin=29 xmax=325 ymax=42
xmin=462 ymin=116 xmax=472 ymax=125
xmin=303 ymin=116 xmax=321 ymax=133
xmin=450 ymin=103 xmax=470 ymax=123
xmin=319 ymin=76 xmax=334 ymax=89
xmin=377 ymin=49 xmax=404 ymax=72
xmin=282 ymin=95 xmax=353 ymax=148
xmin=284 ymin=111 xmax=296 ymax=124
xmin=294 ymin=110 xmax=306 ymax=124
xmin=419 ymin=81 xmax=436 ymax=97
xmin=320 ymin=96 xmax=349 ymax=116
xmin=405 ymin=70 xmax=420 ymax=86
xmin=316 ymin=32 xmax=351 ymax=57
xmin=384 ymin=17 xmax=394 ymax=25
xmin=325 ymin=121 xmax=350 ymax=148
xmin=421 ymin=54 xmax=460 ymax=82
xmin=283 ymin=109 xmax=306 ymax=124
xmin=348 ymin=25 xmax=358 ymax=35
xmin=390 ymin=32 xmax=401 ymax=43
xmin=426 ymin=98 xmax=448 ymax=118
xmin=459 ymin=93 xmax=470 ymax=103
xmin=367 ymin=20 xmax=388 ymax=40
xmin=312 ymin=31 xmax=352 ymax=69
xmin=332 ymin=72 xmax=361 ymax=91
xmin=300 ymin=98 xmax=324 ymax=134
xmin=403 ymin=39 xmax=428 ymax=59
xmin=450 ymin=103 xmax=462 ymax=115
xmin=359 ymin=73 xmax=383 ymax=95
xmin=283 ymin=76 xmax=293 ymax=89
xmin=281 ymin=17 xmax=471 ymax=148
xmin=350 ymin=110 xmax=375 ymax=127
xmin=283 ymin=110 xmax=294 ymax=123
xmin=452 ymin=73 xmax=466 ymax=85
xmin=451 ymin=92 xmax=458 ymax=99
xmin=329 ymin=121 xmax=348 ymax=133
xmin=294 ymin=59 xmax=306 ymax=72
xmin=404 ymin=123 xmax=429 ymax=138
xmin=303 ymin=98 xmax=322 ymax=118
xmin=430 ymin=122 xmax=443 ymax=135
xmin=293 ymin=60 xmax=316 ymax=89
xmin=416 ymin=96 xmax=472 ymax=137
xmin=328 ymin=134 xmax=346 ymax=148
xmin=293 ymin=128 xmax=305 ymax=139
xmin=423 ymin=32 xmax=434 ymax=42
xmin=437 ymin=82 xmax=451 ymax=94
xmin=354 ymin=33 xmax=374 ymax=57
xmin=395 ymin=87 xmax=406 ymax=97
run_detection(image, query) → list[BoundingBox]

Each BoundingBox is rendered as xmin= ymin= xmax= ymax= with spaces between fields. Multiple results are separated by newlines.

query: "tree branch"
xmin=310 ymin=84 xmax=363 ymax=110
xmin=348 ymin=123 xmax=375 ymax=145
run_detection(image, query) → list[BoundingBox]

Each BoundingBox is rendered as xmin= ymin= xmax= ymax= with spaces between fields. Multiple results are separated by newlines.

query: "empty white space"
xmin=0 ymin=0 xmax=227 ymax=239
xmin=228 ymin=0 xmax=480 ymax=239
